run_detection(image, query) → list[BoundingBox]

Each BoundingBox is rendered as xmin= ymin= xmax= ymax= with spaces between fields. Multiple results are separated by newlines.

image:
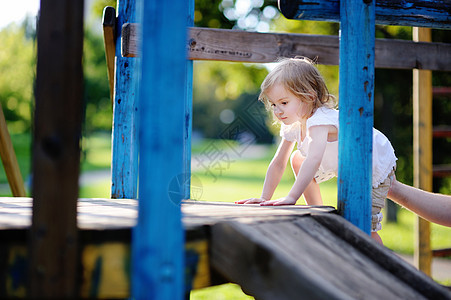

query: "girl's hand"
xmin=235 ymin=198 xmax=267 ymax=204
xmin=260 ymin=196 xmax=297 ymax=206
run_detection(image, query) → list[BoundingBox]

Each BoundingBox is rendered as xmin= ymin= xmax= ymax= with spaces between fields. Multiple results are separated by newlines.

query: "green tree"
xmin=82 ymin=26 xmax=112 ymax=134
xmin=0 ymin=23 xmax=36 ymax=133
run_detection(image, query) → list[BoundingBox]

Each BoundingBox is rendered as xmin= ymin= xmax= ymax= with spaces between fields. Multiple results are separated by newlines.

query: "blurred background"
xmin=1 ymin=0 xmax=450 ymax=297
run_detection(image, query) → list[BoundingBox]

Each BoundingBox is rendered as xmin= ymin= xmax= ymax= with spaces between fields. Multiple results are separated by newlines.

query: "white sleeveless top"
xmin=280 ymin=107 xmax=397 ymax=188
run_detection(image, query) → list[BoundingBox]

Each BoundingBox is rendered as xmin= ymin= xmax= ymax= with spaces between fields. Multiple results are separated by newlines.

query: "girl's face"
xmin=265 ymin=83 xmax=309 ymax=125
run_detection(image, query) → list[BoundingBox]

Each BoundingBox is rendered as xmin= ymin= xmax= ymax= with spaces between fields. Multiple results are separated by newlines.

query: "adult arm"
xmin=388 ymin=178 xmax=451 ymax=227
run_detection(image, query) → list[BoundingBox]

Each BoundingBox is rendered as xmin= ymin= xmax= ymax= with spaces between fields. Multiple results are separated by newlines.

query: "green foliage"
xmin=0 ymin=133 xmax=31 ymax=196
xmin=195 ymin=0 xmax=234 ymax=29
xmin=192 ymin=1 xmax=285 ymax=141
xmin=0 ymin=24 xmax=35 ymax=133
xmin=90 ymin=0 xmax=117 ymax=20
xmin=82 ymin=27 xmax=112 ymax=133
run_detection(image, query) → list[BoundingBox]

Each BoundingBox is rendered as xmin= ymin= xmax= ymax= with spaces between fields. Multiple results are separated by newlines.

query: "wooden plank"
xmin=337 ymin=0 xmax=375 ymax=234
xmin=413 ymin=27 xmax=432 ymax=276
xmin=1 ymin=198 xmax=449 ymax=297
xmin=211 ymin=221 xmax=348 ymax=300
xmin=0 ymin=198 xmax=334 ymax=230
xmin=433 ymin=126 xmax=451 ymax=138
xmin=182 ymin=201 xmax=335 ymax=227
xmin=433 ymin=164 xmax=451 ymax=178
xmin=279 ymin=0 xmax=451 ymax=29
xmin=211 ymin=219 xmax=430 ymax=299
xmin=132 ymin=0 xmax=188 ymax=298
xmin=30 ymin=0 xmax=84 ymax=297
xmin=0 ymin=229 xmax=216 ymax=298
xmin=110 ymin=0 xmax=138 ymax=199
xmin=183 ymin=0 xmax=194 ymax=199
xmin=122 ymin=25 xmax=451 ymax=71
xmin=102 ymin=6 xmax=116 ymax=105
xmin=0 ymin=102 xmax=26 ymax=196
xmin=262 ymin=219 xmax=425 ymax=299
xmin=121 ymin=23 xmax=138 ymax=58
xmin=433 ymin=87 xmax=451 ymax=96
xmin=432 ymin=248 xmax=451 ymax=258
xmin=312 ymin=213 xmax=451 ymax=299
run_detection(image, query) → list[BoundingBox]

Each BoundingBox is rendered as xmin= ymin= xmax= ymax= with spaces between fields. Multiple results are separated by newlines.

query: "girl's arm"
xmin=235 ymin=138 xmax=295 ymax=204
xmin=261 ymin=125 xmax=330 ymax=206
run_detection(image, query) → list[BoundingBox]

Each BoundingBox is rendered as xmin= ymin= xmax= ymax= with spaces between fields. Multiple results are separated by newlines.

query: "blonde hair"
xmin=259 ymin=57 xmax=336 ymax=118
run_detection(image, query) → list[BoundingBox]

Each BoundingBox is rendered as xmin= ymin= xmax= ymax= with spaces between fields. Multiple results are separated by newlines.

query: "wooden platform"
xmin=0 ymin=198 xmax=450 ymax=299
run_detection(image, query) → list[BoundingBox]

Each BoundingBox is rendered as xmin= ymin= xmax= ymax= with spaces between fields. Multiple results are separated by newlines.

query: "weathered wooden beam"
xmin=337 ymin=0 xmax=375 ymax=234
xmin=278 ymin=0 xmax=451 ymax=29
xmin=102 ymin=6 xmax=116 ymax=105
xmin=413 ymin=27 xmax=433 ymax=277
xmin=312 ymin=213 xmax=451 ymax=299
xmin=210 ymin=218 xmax=449 ymax=299
xmin=30 ymin=0 xmax=84 ymax=297
xmin=183 ymin=1 xmax=194 ymax=200
xmin=211 ymin=221 xmax=348 ymax=300
xmin=0 ymin=102 xmax=26 ymax=196
xmin=122 ymin=25 xmax=451 ymax=71
xmin=110 ymin=0 xmax=138 ymax=200
xmin=133 ymin=0 xmax=187 ymax=298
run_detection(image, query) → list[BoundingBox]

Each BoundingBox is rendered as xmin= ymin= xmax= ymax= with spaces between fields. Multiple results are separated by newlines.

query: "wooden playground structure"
xmin=0 ymin=0 xmax=450 ymax=298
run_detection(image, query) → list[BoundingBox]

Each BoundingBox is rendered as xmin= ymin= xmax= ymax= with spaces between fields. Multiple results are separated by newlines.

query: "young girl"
xmin=236 ymin=57 xmax=397 ymax=244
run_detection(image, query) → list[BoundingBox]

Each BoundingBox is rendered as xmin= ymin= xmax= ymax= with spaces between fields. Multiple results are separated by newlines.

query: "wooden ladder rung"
xmin=432 ymin=248 xmax=451 ymax=258
xmin=433 ymin=87 xmax=451 ymax=97
xmin=433 ymin=126 xmax=451 ymax=138
xmin=433 ymin=164 xmax=451 ymax=178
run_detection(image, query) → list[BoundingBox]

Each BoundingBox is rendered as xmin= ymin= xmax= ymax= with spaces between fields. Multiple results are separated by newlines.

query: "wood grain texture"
xmin=110 ymin=0 xmax=138 ymax=199
xmin=337 ymin=0 xmax=375 ymax=234
xmin=183 ymin=0 xmax=195 ymax=200
xmin=122 ymin=25 xmax=451 ymax=71
xmin=102 ymin=6 xmax=116 ymax=105
xmin=312 ymin=213 xmax=451 ymax=299
xmin=121 ymin=22 xmax=137 ymax=58
xmin=0 ymin=198 xmax=334 ymax=230
xmin=30 ymin=0 xmax=84 ymax=297
xmin=413 ymin=27 xmax=433 ymax=277
xmin=211 ymin=219 xmax=437 ymax=299
xmin=132 ymin=0 xmax=188 ymax=298
xmin=211 ymin=221 xmax=346 ymax=300
xmin=279 ymin=0 xmax=451 ymax=29
xmin=1 ymin=199 xmax=450 ymax=298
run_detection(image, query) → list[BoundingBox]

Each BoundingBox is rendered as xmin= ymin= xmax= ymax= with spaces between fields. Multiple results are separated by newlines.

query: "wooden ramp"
xmin=210 ymin=214 xmax=450 ymax=300
xmin=0 ymin=198 xmax=450 ymax=299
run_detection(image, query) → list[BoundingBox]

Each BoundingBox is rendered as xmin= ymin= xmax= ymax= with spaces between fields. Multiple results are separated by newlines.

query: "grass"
xmin=2 ymin=134 xmax=450 ymax=296
xmin=194 ymin=139 xmax=451 ymax=247
xmin=0 ymin=132 xmax=112 ymax=197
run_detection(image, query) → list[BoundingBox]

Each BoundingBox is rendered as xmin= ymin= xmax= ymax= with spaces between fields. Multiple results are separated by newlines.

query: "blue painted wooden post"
xmin=337 ymin=0 xmax=375 ymax=235
xmin=111 ymin=0 xmax=138 ymax=199
xmin=132 ymin=0 xmax=187 ymax=298
xmin=278 ymin=0 xmax=451 ymax=29
xmin=183 ymin=0 xmax=194 ymax=199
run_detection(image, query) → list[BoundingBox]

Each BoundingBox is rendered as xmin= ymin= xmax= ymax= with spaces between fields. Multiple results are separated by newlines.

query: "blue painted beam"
xmin=337 ymin=0 xmax=375 ymax=235
xmin=132 ymin=0 xmax=187 ymax=298
xmin=183 ymin=1 xmax=194 ymax=200
xmin=278 ymin=0 xmax=451 ymax=29
xmin=110 ymin=0 xmax=138 ymax=199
